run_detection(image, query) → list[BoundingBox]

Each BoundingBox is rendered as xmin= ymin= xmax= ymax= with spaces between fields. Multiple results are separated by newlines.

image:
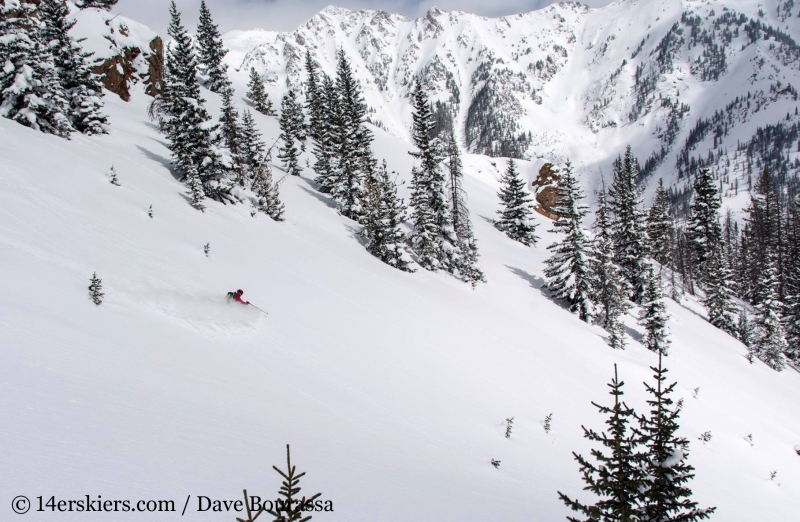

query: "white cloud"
xmin=113 ymin=0 xmax=613 ymax=36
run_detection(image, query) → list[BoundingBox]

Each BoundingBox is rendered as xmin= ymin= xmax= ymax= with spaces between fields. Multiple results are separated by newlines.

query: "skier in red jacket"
xmin=226 ymin=289 xmax=249 ymax=305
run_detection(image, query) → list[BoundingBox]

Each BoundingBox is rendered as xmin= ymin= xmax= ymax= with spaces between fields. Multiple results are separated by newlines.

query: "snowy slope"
xmin=226 ymin=0 xmax=800 ymax=209
xmin=1 ymin=59 xmax=800 ymax=522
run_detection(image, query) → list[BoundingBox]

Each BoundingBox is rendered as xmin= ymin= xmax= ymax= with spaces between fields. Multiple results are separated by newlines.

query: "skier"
xmin=226 ymin=289 xmax=250 ymax=305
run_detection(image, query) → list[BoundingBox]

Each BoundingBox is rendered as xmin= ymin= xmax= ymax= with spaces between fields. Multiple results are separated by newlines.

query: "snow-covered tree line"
xmin=151 ymin=1 xmax=283 ymax=219
xmin=0 ymin=0 xmax=108 ymax=137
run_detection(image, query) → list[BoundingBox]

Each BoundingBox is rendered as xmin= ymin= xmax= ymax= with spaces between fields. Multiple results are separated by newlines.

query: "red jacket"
xmin=234 ymin=294 xmax=249 ymax=305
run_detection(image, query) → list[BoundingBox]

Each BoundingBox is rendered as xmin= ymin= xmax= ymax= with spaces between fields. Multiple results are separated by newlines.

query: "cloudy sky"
xmin=115 ymin=0 xmax=613 ymax=36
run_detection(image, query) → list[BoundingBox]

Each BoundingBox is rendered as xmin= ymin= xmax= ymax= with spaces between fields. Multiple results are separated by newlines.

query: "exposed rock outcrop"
xmin=530 ymin=163 xmax=561 ymax=220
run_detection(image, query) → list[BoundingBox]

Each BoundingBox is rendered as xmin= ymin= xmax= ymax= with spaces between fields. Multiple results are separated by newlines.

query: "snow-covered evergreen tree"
xmin=495 ymin=159 xmax=538 ymax=246
xmin=38 ymin=0 xmax=107 ymax=135
xmin=88 ymin=272 xmax=104 ymax=305
xmin=312 ymin=73 xmax=339 ymax=194
xmin=544 ymin=160 xmax=593 ymax=322
xmin=246 ymin=67 xmax=274 ymax=116
xmin=738 ymin=309 xmax=753 ymax=349
xmin=218 ymin=87 xmax=243 ymax=179
xmin=239 ymin=109 xmax=265 ymax=181
xmin=304 ymin=49 xmax=324 ymax=145
xmin=558 ymin=364 xmax=644 ymax=521
xmin=251 ymin=158 xmax=284 ymax=222
xmin=0 ymin=1 xmax=72 ymax=137
xmin=329 ymin=49 xmax=371 ymax=221
xmin=447 ymin=133 xmax=484 ymax=286
xmin=687 ymin=167 xmax=723 ymax=285
xmin=360 ymin=159 xmax=412 ymax=272
xmin=162 ymin=1 xmax=226 ymax=207
xmin=647 ymin=178 xmax=673 ymax=268
xmin=278 ymin=90 xmax=304 ymax=176
xmin=408 ymin=78 xmax=453 ymax=271
xmin=636 ymin=352 xmax=716 ymax=521
xmin=609 ymin=147 xmax=648 ymax=302
xmin=592 ymin=183 xmax=631 ymax=349
xmin=702 ymin=245 xmax=738 ymax=337
xmin=108 ymin=165 xmax=120 ymax=185
xmin=196 ymin=1 xmax=230 ymax=94
xmin=638 ymin=266 xmax=671 ymax=355
xmin=751 ymin=252 xmax=787 ymax=371
xmin=784 ymin=195 xmax=800 ymax=362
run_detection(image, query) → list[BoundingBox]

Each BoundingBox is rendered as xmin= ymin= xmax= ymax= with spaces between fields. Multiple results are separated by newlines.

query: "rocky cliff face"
xmin=71 ymin=4 xmax=163 ymax=101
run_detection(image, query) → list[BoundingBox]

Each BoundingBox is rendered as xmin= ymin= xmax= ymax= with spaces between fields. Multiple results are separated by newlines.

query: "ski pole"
xmin=248 ymin=303 xmax=268 ymax=315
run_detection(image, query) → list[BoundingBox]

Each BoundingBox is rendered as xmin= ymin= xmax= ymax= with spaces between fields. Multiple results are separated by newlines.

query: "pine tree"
xmin=312 ymin=73 xmax=339 ymax=194
xmin=495 ymin=159 xmax=538 ymax=246
xmin=609 ymin=147 xmax=648 ymax=302
xmin=88 ymin=272 xmax=104 ymax=305
xmin=592 ymin=183 xmax=632 ymax=349
xmin=278 ymin=90 xmax=304 ymax=176
xmin=687 ymin=167 xmax=723 ymax=285
xmin=558 ymin=364 xmax=644 ymax=521
xmin=544 ymin=160 xmax=593 ymax=321
xmin=446 ymin=133 xmax=484 ymax=285
xmin=108 ymin=165 xmax=120 ymax=185
xmin=0 ymin=1 xmax=72 ymax=137
xmin=304 ymin=49 xmax=324 ymax=144
xmin=38 ymin=0 xmax=108 ymax=135
xmin=752 ymin=252 xmax=787 ymax=371
xmin=251 ymin=158 xmax=284 ymax=221
xmin=702 ymin=245 xmax=738 ymax=337
xmin=360 ymin=159 xmax=412 ymax=272
xmin=330 ymin=49 xmax=370 ymax=221
xmin=738 ymin=309 xmax=753 ymax=349
xmin=218 ymin=87 xmax=243 ymax=181
xmin=239 ymin=109 xmax=265 ymax=181
xmin=263 ymin=445 xmax=322 ymax=522
xmin=636 ymin=352 xmax=716 ymax=521
xmin=647 ymin=178 xmax=673 ymax=268
xmin=638 ymin=266 xmax=671 ymax=355
xmin=784 ymin=195 xmax=800 ymax=362
xmin=76 ymin=0 xmax=118 ymax=9
xmin=246 ymin=67 xmax=274 ymax=115
xmin=162 ymin=1 xmax=225 ymax=206
xmin=408 ymin=78 xmax=453 ymax=270
xmin=196 ymin=1 xmax=230 ymax=94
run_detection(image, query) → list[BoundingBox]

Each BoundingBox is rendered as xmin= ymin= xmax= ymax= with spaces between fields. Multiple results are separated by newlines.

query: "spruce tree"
xmin=544 ymin=160 xmax=593 ymax=321
xmin=447 ymin=133 xmax=484 ymax=285
xmin=609 ymin=147 xmax=648 ymax=302
xmin=196 ymin=1 xmax=230 ymax=93
xmin=408 ymin=78 xmax=453 ymax=270
xmin=246 ymin=67 xmax=274 ymax=115
xmin=752 ymin=252 xmax=787 ymax=371
xmin=784 ymin=195 xmax=800 ymax=361
xmin=636 ymin=352 xmax=716 ymax=521
xmin=312 ymin=73 xmax=339 ymax=194
xmin=687 ymin=167 xmax=723 ymax=285
xmin=702 ymin=245 xmax=738 ymax=337
xmin=251 ymin=158 xmax=284 ymax=221
xmin=239 ymin=109 xmax=265 ymax=180
xmin=162 ymin=1 xmax=225 ymax=206
xmin=278 ymin=90 xmax=304 ymax=176
xmin=218 ymin=87 xmax=243 ymax=181
xmin=495 ymin=159 xmax=538 ymax=246
xmin=558 ymin=364 xmax=644 ymax=521
xmin=304 ymin=49 xmax=324 ymax=144
xmin=647 ymin=178 xmax=673 ymax=268
xmin=0 ymin=1 xmax=72 ymax=137
xmin=592 ymin=183 xmax=631 ymax=349
xmin=360 ymin=159 xmax=412 ymax=272
xmin=330 ymin=49 xmax=370 ymax=221
xmin=39 ymin=0 xmax=108 ymax=135
xmin=88 ymin=272 xmax=104 ymax=305
xmin=638 ymin=266 xmax=671 ymax=355
xmin=738 ymin=309 xmax=753 ymax=349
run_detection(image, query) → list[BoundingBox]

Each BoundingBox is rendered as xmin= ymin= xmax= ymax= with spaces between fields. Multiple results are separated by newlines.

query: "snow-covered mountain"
xmin=225 ymin=0 xmax=800 ymax=207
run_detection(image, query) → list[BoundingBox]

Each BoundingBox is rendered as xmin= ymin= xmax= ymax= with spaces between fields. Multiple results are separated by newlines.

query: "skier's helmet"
xmin=237 ymin=289 xmax=243 ymax=295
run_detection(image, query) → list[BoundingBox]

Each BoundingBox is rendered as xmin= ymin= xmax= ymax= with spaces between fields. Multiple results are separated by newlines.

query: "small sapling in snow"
xmin=692 ymin=387 xmax=700 ymax=399
xmin=491 ymin=459 xmax=501 ymax=469
xmin=698 ymin=431 xmax=712 ymax=443
xmin=148 ymin=205 xmax=153 ymax=218
xmin=543 ymin=413 xmax=553 ymax=434
xmin=88 ymin=272 xmax=104 ymax=305
xmin=795 ymin=444 xmax=800 ymax=456
xmin=770 ymin=470 xmax=778 ymax=481
xmin=108 ymin=165 xmax=120 ymax=186
xmin=746 ymin=433 xmax=754 ymax=446
xmin=504 ymin=417 xmax=514 ymax=439
xmin=204 ymin=243 xmax=210 ymax=257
